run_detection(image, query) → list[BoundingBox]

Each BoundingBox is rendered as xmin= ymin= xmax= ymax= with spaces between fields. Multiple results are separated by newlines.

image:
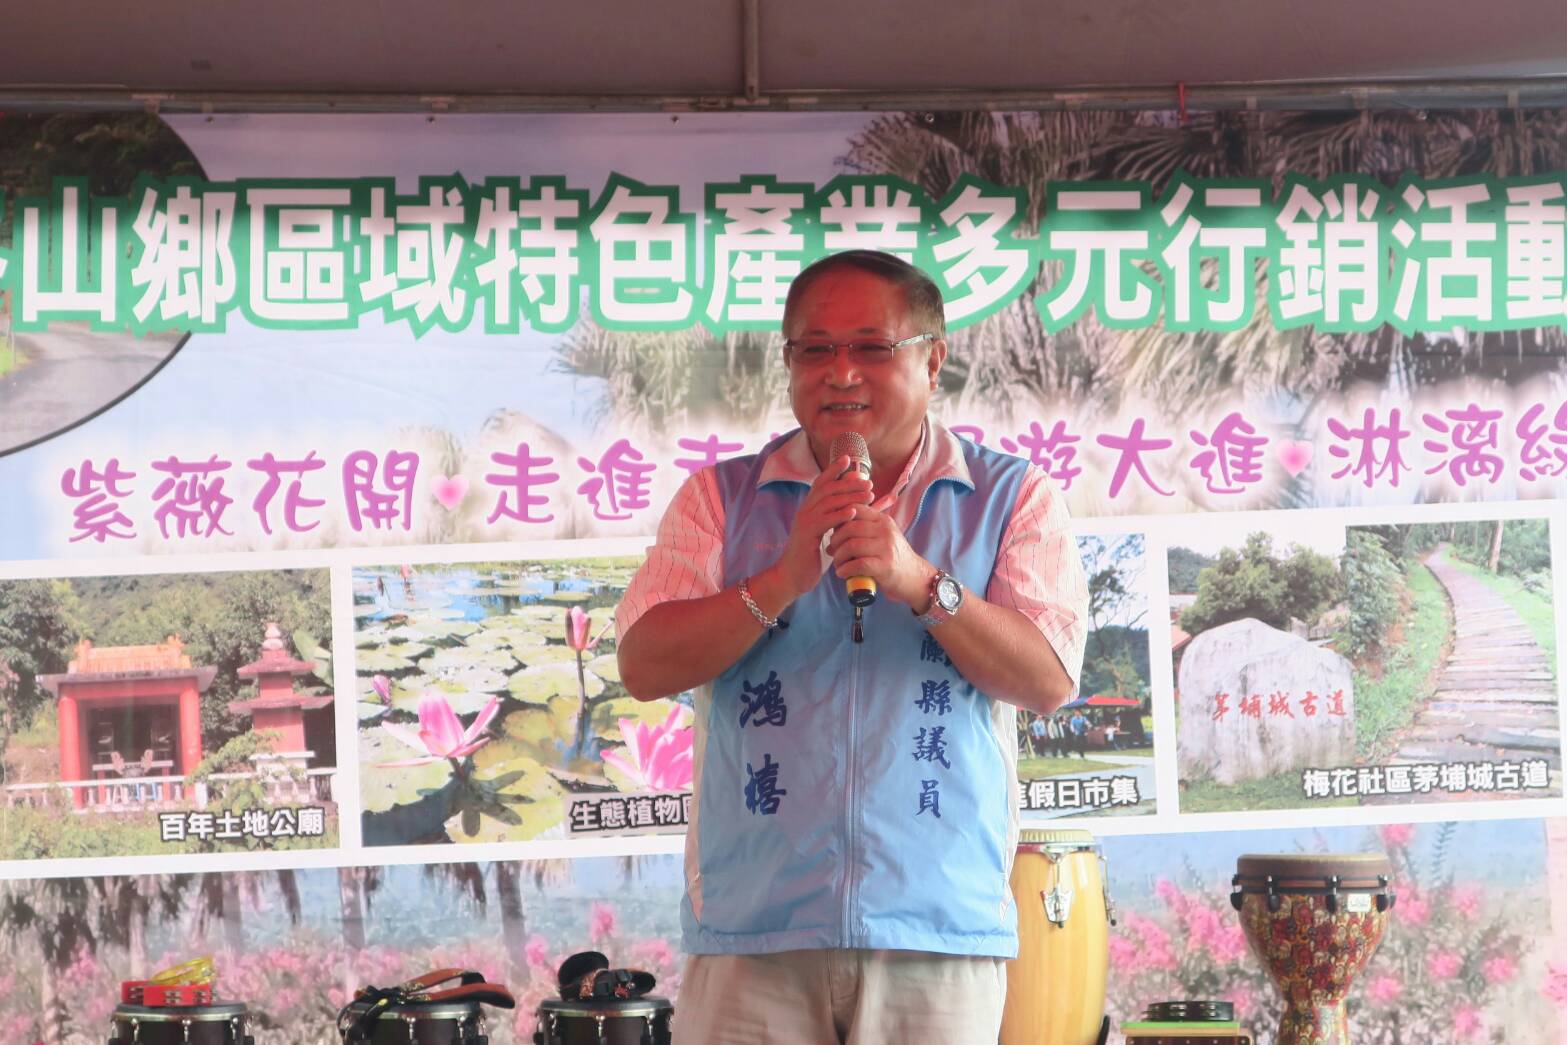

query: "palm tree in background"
xmin=555 ymin=324 xmax=787 ymax=434
xmin=843 ymin=107 xmax=1567 ymax=422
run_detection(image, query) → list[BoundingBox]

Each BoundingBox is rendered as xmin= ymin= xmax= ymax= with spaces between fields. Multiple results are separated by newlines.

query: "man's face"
xmin=783 ymin=268 xmax=945 ymax=469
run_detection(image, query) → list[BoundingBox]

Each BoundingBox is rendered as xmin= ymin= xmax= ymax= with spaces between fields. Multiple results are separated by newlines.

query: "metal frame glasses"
xmin=783 ymin=332 xmax=936 ymax=368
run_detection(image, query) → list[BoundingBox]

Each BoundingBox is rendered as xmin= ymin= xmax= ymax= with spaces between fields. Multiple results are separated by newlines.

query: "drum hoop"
xmin=352 ymin=1002 xmax=480 ymax=1020
xmin=1232 ymin=873 xmax=1390 ymax=895
xmin=112 ymin=1009 xmax=248 ymax=1023
xmin=538 ymin=1001 xmax=671 ymax=1018
xmin=1017 ymin=842 xmax=1101 ymax=857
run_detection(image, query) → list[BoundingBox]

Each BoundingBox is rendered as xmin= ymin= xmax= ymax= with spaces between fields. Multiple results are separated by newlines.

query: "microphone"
xmin=829 ymin=432 xmax=878 ymax=618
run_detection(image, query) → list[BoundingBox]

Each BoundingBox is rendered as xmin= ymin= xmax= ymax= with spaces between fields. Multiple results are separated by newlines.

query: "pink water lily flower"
xmin=564 ymin=606 xmax=614 ymax=652
xmin=602 ymin=705 xmax=694 ymax=791
xmin=371 ymin=675 xmax=392 ymax=703
xmin=378 ymin=693 xmax=500 ymax=767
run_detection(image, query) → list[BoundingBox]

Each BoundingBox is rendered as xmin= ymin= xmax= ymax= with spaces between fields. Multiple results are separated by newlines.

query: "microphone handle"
xmin=845 ymin=456 xmax=878 ymax=606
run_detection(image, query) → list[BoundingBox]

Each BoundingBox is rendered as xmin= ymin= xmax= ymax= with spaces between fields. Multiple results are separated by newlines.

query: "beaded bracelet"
xmin=738 ymin=577 xmax=780 ymax=629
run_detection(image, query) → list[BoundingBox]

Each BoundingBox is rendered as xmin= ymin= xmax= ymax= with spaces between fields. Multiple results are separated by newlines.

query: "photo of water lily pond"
xmin=353 ymin=559 xmax=692 ymax=846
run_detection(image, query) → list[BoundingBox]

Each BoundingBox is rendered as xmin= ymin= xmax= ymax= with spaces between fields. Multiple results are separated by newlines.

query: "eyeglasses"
xmin=783 ymin=332 xmax=936 ymax=368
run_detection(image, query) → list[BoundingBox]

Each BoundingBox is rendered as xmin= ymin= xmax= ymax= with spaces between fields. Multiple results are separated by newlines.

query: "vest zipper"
xmin=843 ymin=637 xmax=862 ymax=947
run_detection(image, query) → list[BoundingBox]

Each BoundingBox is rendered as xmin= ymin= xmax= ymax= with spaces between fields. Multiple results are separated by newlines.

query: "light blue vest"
xmin=681 ymin=431 xmax=1030 ymax=958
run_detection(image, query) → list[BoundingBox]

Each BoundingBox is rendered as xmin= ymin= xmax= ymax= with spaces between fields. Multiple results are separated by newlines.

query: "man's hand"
xmin=824 ymin=502 xmax=934 ymax=609
xmin=773 ymin=455 xmax=874 ymax=602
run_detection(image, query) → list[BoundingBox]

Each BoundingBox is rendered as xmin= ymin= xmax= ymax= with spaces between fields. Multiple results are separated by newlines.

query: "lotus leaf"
xmin=381 ymin=625 xmax=439 ymax=643
xmin=514 ymin=645 xmax=581 ymax=667
xmin=508 ymin=605 xmax=567 ymax=624
xmin=459 ymin=629 xmax=506 ymax=648
xmin=375 ymin=641 xmax=433 ymax=663
xmin=357 ymin=701 xmax=391 ymax=723
xmin=442 ymin=740 xmax=566 ymax=842
xmin=354 ymin=647 xmax=418 ymax=674
xmin=508 ymin=663 xmax=603 ymax=704
xmin=422 ymin=646 xmax=518 ymax=675
xmin=476 ymin=619 xmax=552 ymax=643
xmin=598 ymin=751 xmax=641 ymax=792
xmin=357 ymin=729 xmax=456 ymax=814
xmin=391 ymin=677 xmax=499 ymax=715
xmin=403 ymin=613 xmax=476 ymax=633
xmin=500 ymin=700 xmax=578 ymax=761
xmin=587 ymin=654 xmax=621 ymax=683
xmin=592 ymin=696 xmax=674 ymax=739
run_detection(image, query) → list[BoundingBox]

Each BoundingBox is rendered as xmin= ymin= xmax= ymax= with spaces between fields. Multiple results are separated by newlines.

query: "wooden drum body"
xmin=108 ymin=1002 xmax=252 ymax=1045
xmin=1230 ymin=852 xmax=1395 ymax=1045
xmin=1000 ymin=828 xmax=1111 ymax=1045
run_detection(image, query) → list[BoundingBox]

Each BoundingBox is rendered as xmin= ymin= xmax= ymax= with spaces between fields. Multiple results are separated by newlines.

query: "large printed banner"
xmin=1 ymin=108 xmax=1566 ymax=1042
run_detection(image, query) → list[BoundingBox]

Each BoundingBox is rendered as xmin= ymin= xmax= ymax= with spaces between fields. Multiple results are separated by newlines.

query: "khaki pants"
xmin=674 ymin=949 xmax=1007 ymax=1045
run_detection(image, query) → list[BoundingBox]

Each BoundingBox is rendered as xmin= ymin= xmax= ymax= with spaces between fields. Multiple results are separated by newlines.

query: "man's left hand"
xmin=824 ymin=504 xmax=934 ymax=609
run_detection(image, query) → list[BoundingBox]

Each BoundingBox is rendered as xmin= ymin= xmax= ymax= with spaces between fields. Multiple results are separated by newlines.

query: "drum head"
xmin=1236 ymin=851 xmax=1392 ymax=886
xmin=114 ymin=1002 xmax=248 ymax=1022
xmin=1019 ymin=828 xmax=1095 ymax=846
xmin=349 ymin=999 xmax=481 ymax=1021
xmin=537 ymin=996 xmax=672 ymax=1019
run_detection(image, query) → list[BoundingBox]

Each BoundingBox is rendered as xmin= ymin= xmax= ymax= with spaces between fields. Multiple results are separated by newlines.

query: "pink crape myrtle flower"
xmin=1398 ymin=891 xmax=1430 ymax=927
xmin=525 ymin=935 xmax=552 ymax=971
xmin=1380 ymin=822 xmax=1416 ymax=848
xmin=1367 ymin=974 xmax=1403 ymax=1004
xmin=1450 ymin=882 xmax=1482 ymax=918
xmin=1428 ymin=951 xmax=1463 ymax=980
xmin=1452 ymin=1006 xmax=1483 ymax=1038
xmin=378 ymin=693 xmax=499 ymax=767
xmin=1483 ymin=954 xmax=1517 ymax=984
xmin=602 ymin=704 xmax=694 ymax=791
xmin=590 ymin=902 xmax=617 ymax=943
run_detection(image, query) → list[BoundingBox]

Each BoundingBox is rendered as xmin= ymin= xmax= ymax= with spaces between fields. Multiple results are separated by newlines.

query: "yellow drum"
xmin=1000 ymin=828 xmax=1112 ymax=1045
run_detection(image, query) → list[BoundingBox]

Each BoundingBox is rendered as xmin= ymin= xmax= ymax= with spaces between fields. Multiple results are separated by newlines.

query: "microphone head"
xmin=830 ymin=432 xmax=872 ymax=480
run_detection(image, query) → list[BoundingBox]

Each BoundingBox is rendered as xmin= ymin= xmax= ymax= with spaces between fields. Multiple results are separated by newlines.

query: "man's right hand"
xmin=770 ymin=454 xmax=874 ymax=603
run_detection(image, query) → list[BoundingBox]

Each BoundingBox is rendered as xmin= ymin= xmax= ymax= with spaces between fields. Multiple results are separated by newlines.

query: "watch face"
xmin=936 ymin=575 xmax=962 ymax=611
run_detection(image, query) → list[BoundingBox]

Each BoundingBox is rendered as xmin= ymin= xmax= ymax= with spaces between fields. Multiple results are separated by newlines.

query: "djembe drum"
xmin=1230 ymin=852 xmax=1395 ymax=1045
xmin=999 ymin=828 xmax=1113 ymax=1045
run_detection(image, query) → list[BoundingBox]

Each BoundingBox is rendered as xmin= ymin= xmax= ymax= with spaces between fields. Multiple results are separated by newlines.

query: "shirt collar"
xmin=757 ymin=420 xmax=975 ymax=500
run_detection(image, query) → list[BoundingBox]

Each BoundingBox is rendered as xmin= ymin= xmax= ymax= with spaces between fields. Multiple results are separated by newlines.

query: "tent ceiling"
xmin=5 ymin=0 xmax=1567 ymax=109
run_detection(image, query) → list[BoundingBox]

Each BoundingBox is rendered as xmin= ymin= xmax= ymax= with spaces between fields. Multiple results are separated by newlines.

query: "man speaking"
xmin=615 ymin=250 xmax=1087 ymax=1043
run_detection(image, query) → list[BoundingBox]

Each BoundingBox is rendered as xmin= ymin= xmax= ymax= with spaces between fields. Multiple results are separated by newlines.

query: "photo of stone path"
xmin=1370 ymin=542 xmax=1562 ymax=802
xmin=1173 ymin=518 xmax=1561 ymax=812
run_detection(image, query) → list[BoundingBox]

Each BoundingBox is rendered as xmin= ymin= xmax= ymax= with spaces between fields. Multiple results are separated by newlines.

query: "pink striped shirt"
xmin=615 ymin=420 xmax=1088 ymax=694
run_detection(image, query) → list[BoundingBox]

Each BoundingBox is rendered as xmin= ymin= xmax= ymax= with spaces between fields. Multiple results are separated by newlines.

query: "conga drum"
xmin=532 ymin=997 xmax=674 ymax=1045
xmin=1230 ymin=852 xmax=1395 ymax=1045
xmin=1000 ymin=828 xmax=1112 ymax=1045
xmin=339 ymin=998 xmax=490 ymax=1044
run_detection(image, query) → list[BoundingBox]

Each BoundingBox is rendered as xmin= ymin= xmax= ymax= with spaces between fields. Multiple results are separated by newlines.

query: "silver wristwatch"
xmin=916 ymin=569 xmax=963 ymax=627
